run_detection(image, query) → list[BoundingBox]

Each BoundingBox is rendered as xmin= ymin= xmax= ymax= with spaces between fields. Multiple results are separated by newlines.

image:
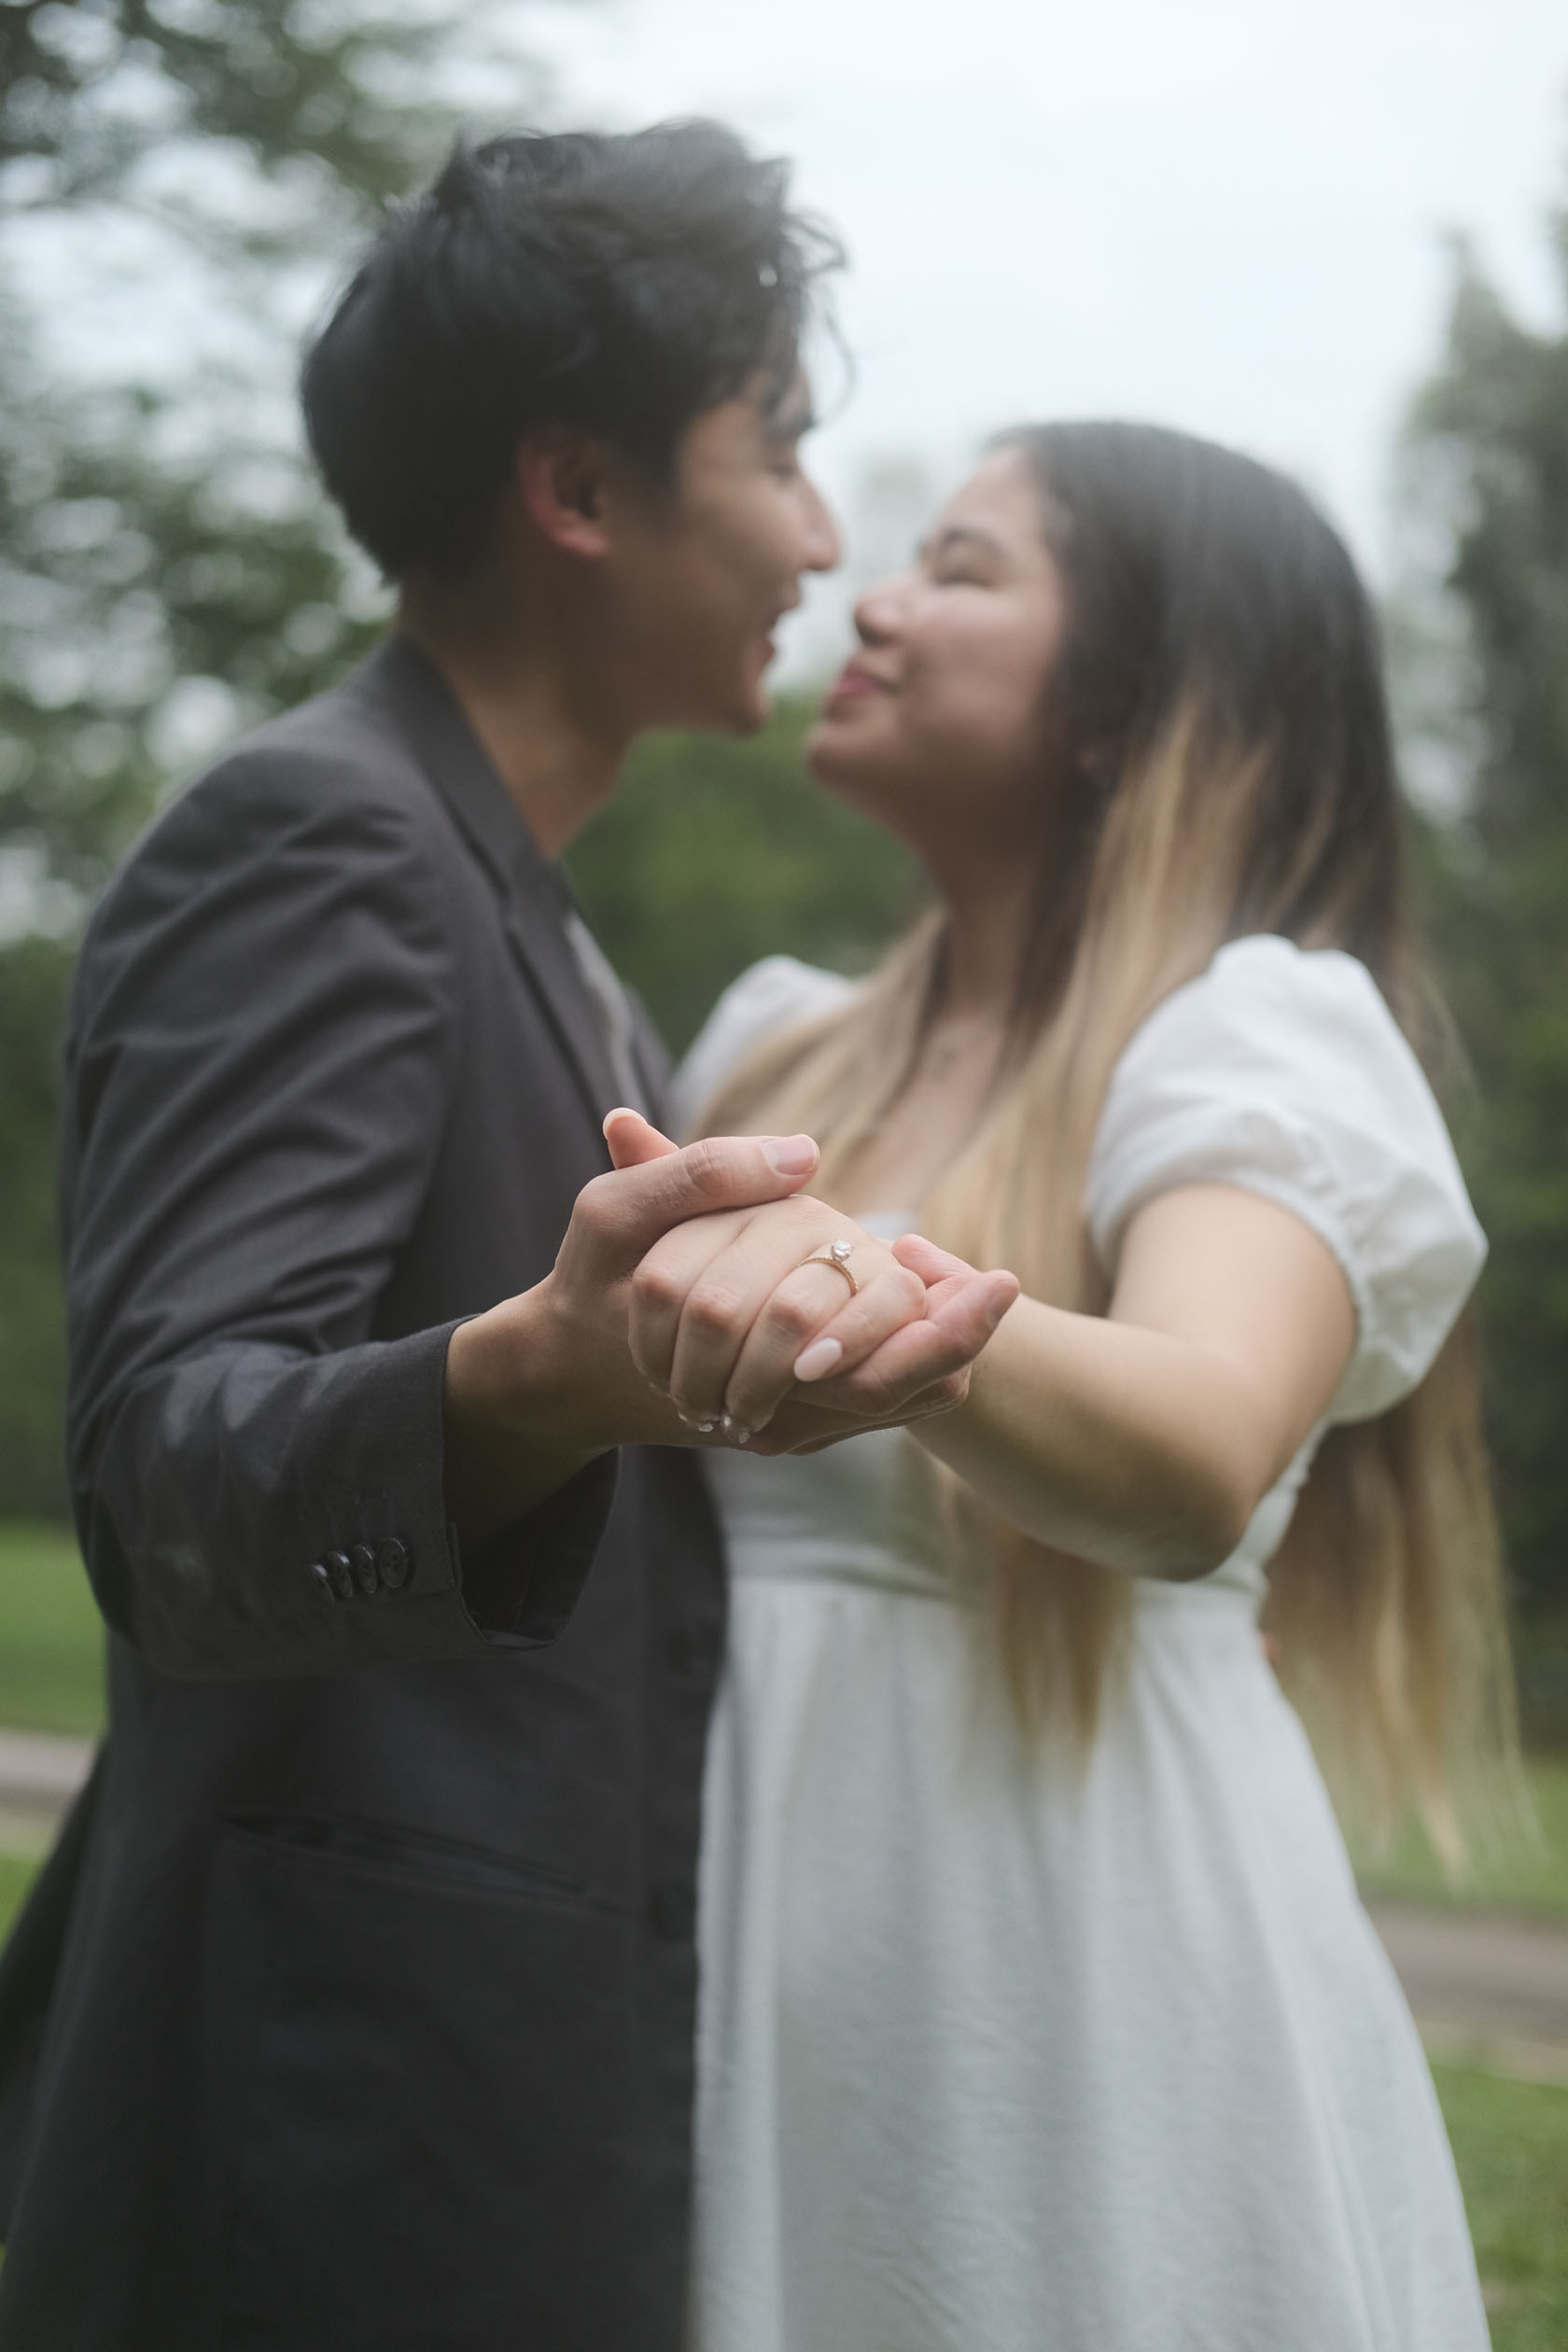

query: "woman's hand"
xmin=608 ymin=1111 xmax=1018 ymax=1444
xmin=630 ymin=1195 xmax=931 ymax=1440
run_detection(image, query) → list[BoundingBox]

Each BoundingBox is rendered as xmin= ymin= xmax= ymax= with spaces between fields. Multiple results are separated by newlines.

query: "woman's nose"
xmin=852 ymin=578 xmax=906 ymax=646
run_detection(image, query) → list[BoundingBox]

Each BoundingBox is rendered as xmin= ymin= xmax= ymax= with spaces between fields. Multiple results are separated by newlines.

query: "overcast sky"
xmin=525 ymin=0 xmax=1568 ymax=672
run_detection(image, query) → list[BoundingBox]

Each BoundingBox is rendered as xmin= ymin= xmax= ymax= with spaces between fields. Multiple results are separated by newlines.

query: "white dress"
xmin=674 ymin=936 xmax=1493 ymax=2352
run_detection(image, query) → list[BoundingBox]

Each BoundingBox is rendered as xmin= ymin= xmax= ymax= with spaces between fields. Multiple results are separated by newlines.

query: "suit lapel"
xmin=364 ymin=637 xmax=623 ymax=1135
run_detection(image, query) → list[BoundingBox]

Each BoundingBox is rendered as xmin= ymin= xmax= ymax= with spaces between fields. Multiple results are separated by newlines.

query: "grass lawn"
xmin=1433 ymin=2061 xmax=1568 ymax=2351
xmin=0 ymin=1520 xmax=104 ymax=1735
xmin=0 ymin=1854 xmax=36 ymax=1937
xmin=0 ymin=1514 xmax=104 ymax=1740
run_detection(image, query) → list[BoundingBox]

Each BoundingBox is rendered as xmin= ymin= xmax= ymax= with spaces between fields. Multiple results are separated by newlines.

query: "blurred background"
xmin=1 ymin=1 xmax=1566 ymax=2323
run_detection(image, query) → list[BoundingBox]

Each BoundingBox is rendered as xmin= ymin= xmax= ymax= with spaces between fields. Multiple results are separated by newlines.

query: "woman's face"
xmin=807 ymin=447 xmax=1071 ymax=864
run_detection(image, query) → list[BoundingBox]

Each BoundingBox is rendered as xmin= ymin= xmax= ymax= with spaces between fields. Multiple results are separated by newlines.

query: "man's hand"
xmin=443 ymin=1116 xmax=824 ymax=1542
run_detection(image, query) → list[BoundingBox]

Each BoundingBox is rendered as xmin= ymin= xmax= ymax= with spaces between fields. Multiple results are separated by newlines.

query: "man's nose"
xmin=800 ymin=476 xmax=842 ymax=574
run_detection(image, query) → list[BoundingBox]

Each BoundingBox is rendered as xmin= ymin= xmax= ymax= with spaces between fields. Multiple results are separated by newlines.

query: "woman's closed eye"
xmin=921 ymin=521 xmax=1005 ymax=590
xmin=930 ymin=561 xmax=995 ymax=589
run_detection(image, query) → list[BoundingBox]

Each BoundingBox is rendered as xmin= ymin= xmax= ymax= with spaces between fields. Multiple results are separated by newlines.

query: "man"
xmin=0 ymin=123 xmax=1012 ymax=2348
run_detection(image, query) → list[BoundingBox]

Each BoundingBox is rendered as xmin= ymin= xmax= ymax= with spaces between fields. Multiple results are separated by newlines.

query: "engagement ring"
xmin=801 ymin=1237 xmax=859 ymax=1298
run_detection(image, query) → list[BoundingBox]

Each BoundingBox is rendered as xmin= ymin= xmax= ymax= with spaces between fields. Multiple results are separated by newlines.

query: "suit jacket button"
xmin=650 ymin=1881 xmax=695 ymax=1942
xmin=324 ymin=1549 xmax=355 ymax=1600
xmin=309 ymin=1560 xmax=335 ymax=1599
xmin=350 ymin=1542 xmax=380 ymax=1595
xmin=376 ymin=1536 xmax=411 ymax=1590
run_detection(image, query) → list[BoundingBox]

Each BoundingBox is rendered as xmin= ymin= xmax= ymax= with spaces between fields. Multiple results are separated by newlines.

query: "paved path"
xmin=0 ymin=1727 xmax=93 ymax=1819
xmin=0 ymin=1727 xmax=94 ymax=1854
xmin=0 ymin=1731 xmax=1563 ymax=2079
xmin=1366 ymin=1899 xmax=1568 ymax=2084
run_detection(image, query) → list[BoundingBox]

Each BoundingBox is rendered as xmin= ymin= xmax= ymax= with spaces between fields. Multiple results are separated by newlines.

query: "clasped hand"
xmin=607 ymin=1109 xmax=1019 ymax=1455
xmin=442 ymin=1110 xmax=1018 ymax=1546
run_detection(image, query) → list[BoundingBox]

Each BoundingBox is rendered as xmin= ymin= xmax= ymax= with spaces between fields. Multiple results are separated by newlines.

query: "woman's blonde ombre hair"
xmin=698 ymin=423 xmax=1519 ymax=1863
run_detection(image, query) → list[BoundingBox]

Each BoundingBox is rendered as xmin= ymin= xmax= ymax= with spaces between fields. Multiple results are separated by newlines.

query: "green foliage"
xmin=1353 ymin=1756 xmax=1568 ymax=1917
xmin=1399 ymin=219 xmax=1568 ymax=1651
xmin=567 ymin=699 xmax=922 ymax=1057
xmin=0 ymin=351 xmax=387 ymax=896
xmin=0 ymin=1 xmax=522 ymax=902
xmin=0 ymin=1521 xmax=104 ymax=1734
xmin=3 ymin=0 xmax=471 ymax=231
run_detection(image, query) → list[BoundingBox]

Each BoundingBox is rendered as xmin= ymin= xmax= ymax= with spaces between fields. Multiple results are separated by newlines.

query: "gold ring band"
xmin=801 ymin=1239 xmax=860 ymax=1299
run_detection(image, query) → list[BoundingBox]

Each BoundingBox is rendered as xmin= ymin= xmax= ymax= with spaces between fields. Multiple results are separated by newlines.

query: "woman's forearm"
xmin=910 ymin=1296 xmax=1282 ymax=1581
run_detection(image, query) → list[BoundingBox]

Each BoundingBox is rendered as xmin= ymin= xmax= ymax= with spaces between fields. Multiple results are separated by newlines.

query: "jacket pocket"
xmin=222 ymin=1810 xmax=586 ymax=1905
xmin=208 ymin=1820 xmax=683 ymax=2352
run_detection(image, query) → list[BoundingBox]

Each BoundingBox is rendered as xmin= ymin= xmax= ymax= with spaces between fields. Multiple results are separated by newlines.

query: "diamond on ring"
xmin=829 ymin=1238 xmax=852 ymax=1264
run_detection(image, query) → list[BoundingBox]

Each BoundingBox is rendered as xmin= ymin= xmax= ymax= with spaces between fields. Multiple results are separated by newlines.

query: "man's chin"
xmin=701 ymin=683 xmax=771 ymax=738
xmin=652 ymin=658 xmax=771 ymax=738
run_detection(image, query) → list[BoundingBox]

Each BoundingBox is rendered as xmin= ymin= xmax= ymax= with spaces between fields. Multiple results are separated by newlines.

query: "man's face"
xmin=604 ymin=375 xmax=841 ymax=735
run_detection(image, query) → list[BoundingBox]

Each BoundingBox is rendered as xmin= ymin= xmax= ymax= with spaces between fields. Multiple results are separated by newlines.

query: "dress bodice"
xmin=707 ymin=1414 xmax=1305 ymax=1619
xmin=679 ymin=939 xmax=1486 ymax=1623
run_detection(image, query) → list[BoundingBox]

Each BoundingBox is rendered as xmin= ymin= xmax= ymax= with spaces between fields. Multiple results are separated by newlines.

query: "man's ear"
xmin=513 ymin=424 xmax=617 ymax=559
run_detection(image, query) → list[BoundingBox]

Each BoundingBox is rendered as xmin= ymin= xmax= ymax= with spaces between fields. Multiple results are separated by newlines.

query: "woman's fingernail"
xmin=763 ymin=1134 xmax=818 ymax=1176
xmin=793 ymin=1336 xmax=843 ymax=1382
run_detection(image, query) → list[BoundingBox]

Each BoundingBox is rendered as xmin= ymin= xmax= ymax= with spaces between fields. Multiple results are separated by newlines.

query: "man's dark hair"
xmin=301 ymin=120 xmax=843 ymax=577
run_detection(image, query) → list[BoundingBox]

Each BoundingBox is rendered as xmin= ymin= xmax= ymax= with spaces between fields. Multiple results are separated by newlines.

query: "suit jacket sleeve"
xmin=62 ymin=741 xmax=614 ymax=1681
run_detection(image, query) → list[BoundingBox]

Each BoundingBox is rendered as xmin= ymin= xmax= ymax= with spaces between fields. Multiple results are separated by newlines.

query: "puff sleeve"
xmin=1083 ymin=936 xmax=1486 ymax=1423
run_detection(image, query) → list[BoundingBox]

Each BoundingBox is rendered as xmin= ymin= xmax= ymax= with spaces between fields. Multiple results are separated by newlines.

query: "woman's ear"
xmin=513 ymin=424 xmax=617 ymax=559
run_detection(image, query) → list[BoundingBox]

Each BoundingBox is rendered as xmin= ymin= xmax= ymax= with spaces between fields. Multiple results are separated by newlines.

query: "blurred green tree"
xmin=1397 ymin=214 xmax=1568 ymax=1729
xmin=567 ymin=700 xmax=920 ymax=1060
xmin=0 ymin=0 xmax=548 ymax=896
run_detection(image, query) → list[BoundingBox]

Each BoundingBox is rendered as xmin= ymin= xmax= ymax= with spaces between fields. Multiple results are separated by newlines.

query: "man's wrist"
xmin=442 ymin=1281 xmax=610 ymax=1546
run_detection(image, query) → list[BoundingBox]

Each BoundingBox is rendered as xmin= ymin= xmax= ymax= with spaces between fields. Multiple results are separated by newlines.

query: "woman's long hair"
xmin=700 ymin=422 xmax=1518 ymax=1861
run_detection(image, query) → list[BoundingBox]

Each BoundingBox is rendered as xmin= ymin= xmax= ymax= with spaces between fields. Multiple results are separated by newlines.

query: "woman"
xmin=653 ymin=424 xmax=1512 ymax=2349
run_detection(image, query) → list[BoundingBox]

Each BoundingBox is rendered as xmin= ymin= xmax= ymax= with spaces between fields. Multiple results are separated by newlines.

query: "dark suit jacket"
xmin=0 ymin=638 xmax=727 ymax=2350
